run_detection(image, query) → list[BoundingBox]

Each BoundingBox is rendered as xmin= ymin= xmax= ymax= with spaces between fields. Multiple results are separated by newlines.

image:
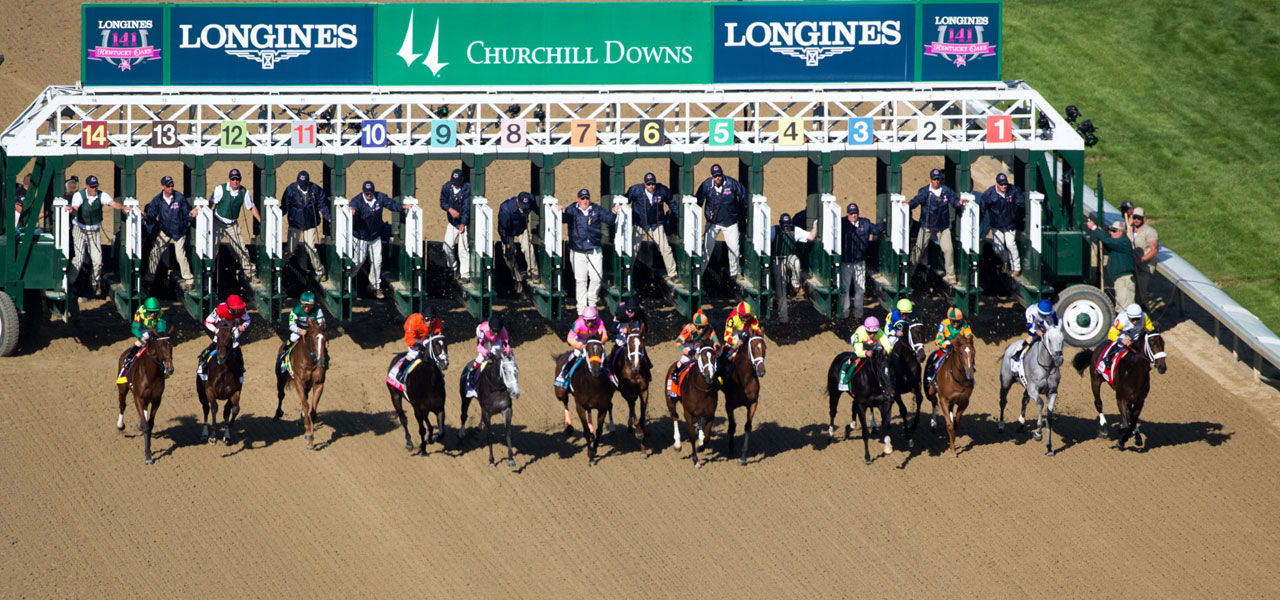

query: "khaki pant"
xmin=352 ymin=237 xmax=382 ymax=289
xmin=779 ymin=255 xmax=803 ymax=289
xmin=840 ymin=261 xmax=867 ymax=319
xmin=1113 ymin=273 xmax=1136 ymax=312
xmin=570 ymin=248 xmax=603 ymax=313
xmin=214 ymin=219 xmax=255 ymax=277
xmin=911 ymin=227 xmax=955 ymax=279
xmin=286 ymin=226 xmax=326 ymax=279
xmin=702 ymin=223 xmax=741 ymax=277
xmin=1135 ymin=269 xmax=1152 ymax=309
xmin=443 ymin=222 xmax=471 ymax=278
xmin=634 ymin=224 xmax=679 ymax=279
xmin=502 ymin=228 xmax=539 ymax=283
xmin=145 ymin=231 xmax=193 ymax=285
xmin=990 ymin=228 xmax=1020 ymax=273
xmin=70 ymin=226 xmax=103 ymax=288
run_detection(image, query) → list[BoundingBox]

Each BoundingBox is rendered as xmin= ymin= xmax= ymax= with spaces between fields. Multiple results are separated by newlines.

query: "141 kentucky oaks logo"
xmin=924 ymin=15 xmax=995 ymax=67
xmin=88 ymin=19 xmax=162 ymax=71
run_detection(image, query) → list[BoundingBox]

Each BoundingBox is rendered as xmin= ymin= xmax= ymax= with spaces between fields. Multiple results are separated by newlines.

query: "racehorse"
xmin=274 ymin=318 xmax=328 ymax=449
xmin=115 ymin=330 xmax=174 ymax=465
xmin=924 ymin=334 xmax=977 ymax=458
xmin=888 ymin=319 xmax=926 ymax=438
xmin=998 ymin=327 xmax=1066 ymax=455
xmin=386 ymin=332 xmax=449 ymax=455
xmin=665 ymin=343 xmax=719 ymax=469
xmin=197 ymin=322 xmax=244 ymax=447
xmin=609 ymin=321 xmax=652 ymax=456
xmin=1071 ymin=328 xmax=1168 ymax=450
xmin=722 ymin=332 xmax=766 ymax=466
xmin=460 ymin=342 xmax=520 ymax=467
xmin=826 ymin=345 xmax=902 ymax=465
xmin=553 ymin=339 xmax=614 ymax=466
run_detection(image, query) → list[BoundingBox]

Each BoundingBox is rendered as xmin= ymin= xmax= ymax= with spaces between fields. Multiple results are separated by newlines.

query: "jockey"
xmin=609 ymin=297 xmax=649 ymax=369
xmin=1102 ymin=304 xmax=1154 ymax=366
xmin=556 ymin=306 xmax=608 ymax=389
xmin=276 ymin=292 xmax=325 ymax=372
xmin=390 ymin=306 xmax=443 ymax=386
xmin=465 ymin=314 xmax=511 ymax=398
xmin=119 ymin=297 xmax=167 ymax=381
xmin=723 ymin=301 xmax=763 ymax=349
xmin=881 ymin=298 xmax=915 ymax=346
xmin=667 ymin=310 xmax=721 ymax=397
xmin=839 ymin=317 xmax=881 ymax=392
xmin=929 ymin=307 xmax=973 ymax=381
xmin=200 ymin=294 xmax=250 ymax=378
xmin=1013 ymin=299 xmax=1059 ymax=362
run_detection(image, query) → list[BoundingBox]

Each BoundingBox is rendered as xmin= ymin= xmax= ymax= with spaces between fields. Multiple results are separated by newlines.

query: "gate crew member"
xmin=281 ymin=171 xmax=330 ymax=283
xmin=772 ymin=213 xmax=818 ymax=298
xmin=562 ymin=189 xmax=619 ymax=314
xmin=839 ymin=203 xmax=885 ymax=320
xmin=142 ymin=175 xmax=196 ymax=292
xmin=695 ymin=164 xmax=749 ymax=284
xmin=209 ymin=168 xmax=261 ymax=281
xmin=497 ymin=191 xmax=539 ymax=289
xmin=439 ymin=169 xmax=472 ymax=283
xmin=626 ymin=172 xmax=680 ymax=284
xmin=348 ymin=181 xmax=402 ymax=299
xmin=1086 ymin=216 xmax=1136 ymax=312
xmin=980 ymin=173 xmax=1026 ymax=277
xmin=1129 ymin=207 xmax=1159 ymax=308
xmin=905 ymin=168 xmax=966 ymax=285
xmin=65 ymin=174 xmax=127 ymax=296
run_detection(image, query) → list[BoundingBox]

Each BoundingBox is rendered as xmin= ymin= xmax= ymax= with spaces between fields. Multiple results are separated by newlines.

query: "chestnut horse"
xmin=115 ymin=330 xmax=174 ymax=464
xmin=1071 ymin=328 xmax=1168 ymax=450
xmin=274 ymin=319 xmax=328 ymax=449
xmin=665 ymin=343 xmax=719 ymax=469
xmin=386 ymin=332 xmax=449 ymax=455
xmin=924 ymin=334 xmax=977 ymax=457
xmin=722 ymin=333 xmax=766 ymax=466
xmin=554 ymin=339 xmax=614 ymax=466
xmin=197 ymin=322 xmax=244 ymax=447
xmin=609 ymin=322 xmax=652 ymax=456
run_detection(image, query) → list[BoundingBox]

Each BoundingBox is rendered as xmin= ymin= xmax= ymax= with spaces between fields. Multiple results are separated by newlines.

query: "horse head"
xmin=584 ymin=339 xmax=606 ymax=377
xmin=694 ymin=343 xmax=718 ymax=384
xmin=954 ymin=334 xmax=976 ymax=381
xmin=745 ymin=334 xmax=767 ymax=378
xmin=214 ymin=322 xmax=234 ymax=365
xmin=428 ymin=333 xmax=449 ymax=371
xmin=1044 ymin=327 xmax=1065 ymax=367
xmin=1143 ymin=329 xmax=1168 ymax=375
xmin=149 ymin=330 xmax=175 ymax=377
xmin=495 ymin=343 xmax=520 ymax=398
xmin=624 ymin=326 xmax=645 ymax=372
xmin=308 ymin=318 xmax=327 ymax=364
xmin=906 ymin=320 xmax=927 ymax=363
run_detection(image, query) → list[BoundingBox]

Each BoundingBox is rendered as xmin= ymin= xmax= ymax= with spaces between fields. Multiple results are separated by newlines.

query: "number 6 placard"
xmin=500 ymin=119 xmax=528 ymax=148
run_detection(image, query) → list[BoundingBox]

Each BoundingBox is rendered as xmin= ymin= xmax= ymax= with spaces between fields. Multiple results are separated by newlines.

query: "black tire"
xmin=0 ymin=291 xmax=20 ymax=357
xmin=1055 ymin=284 xmax=1114 ymax=348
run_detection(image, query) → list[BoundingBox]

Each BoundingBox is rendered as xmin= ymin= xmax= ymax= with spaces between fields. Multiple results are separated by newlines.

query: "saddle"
xmin=667 ymin=361 xmax=697 ymax=397
xmin=385 ymin=354 xmax=421 ymax=392
xmin=116 ymin=346 xmax=144 ymax=384
xmin=462 ymin=359 xmax=487 ymax=398
xmin=925 ymin=349 xmax=948 ymax=384
xmin=1096 ymin=342 xmax=1130 ymax=387
xmin=837 ymin=356 xmax=866 ymax=392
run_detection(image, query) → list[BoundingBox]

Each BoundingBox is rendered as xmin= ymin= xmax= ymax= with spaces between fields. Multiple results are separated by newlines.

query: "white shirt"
xmin=645 ymin=190 xmax=655 ymax=203
xmin=210 ymin=183 xmax=255 ymax=224
xmin=794 ymin=226 xmax=815 ymax=244
xmin=70 ymin=189 xmax=113 ymax=231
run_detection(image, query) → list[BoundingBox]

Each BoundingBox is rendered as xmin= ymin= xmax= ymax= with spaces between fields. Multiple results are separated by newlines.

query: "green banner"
xmin=375 ymin=3 xmax=713 ymax=86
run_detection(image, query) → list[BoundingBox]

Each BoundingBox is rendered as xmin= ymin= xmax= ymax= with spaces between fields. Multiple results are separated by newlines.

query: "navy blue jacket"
xmin=840 ymin=216 xmax=884 ymax=263
xmin=439 ymin=182 xmax=471 ymax=227
xmin=909 ymin=184 xmax=958 ymax=231
xmin=979 ymin=184 xmax=1025 ymax=231
xmin=695 ymin=175 xmax=748 ymax=227
xmin=625 ymin=183 xmax=675 ymax=230
xmin=497 ymin=196 xmax=534 ymax=244
xmin=562 ymin=202 xmax=616 ymax=252
xmin=144 ymin=191 xmax=192 ymax=239
xmin=349 ymin=191 xmax=402 ymax=241
xmin=281 ymin=182 xmax=330 ymax=231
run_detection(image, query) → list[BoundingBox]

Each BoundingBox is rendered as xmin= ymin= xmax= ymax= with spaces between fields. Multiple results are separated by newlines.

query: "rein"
xmin=427 ymin=333 xmax=448 ymax=368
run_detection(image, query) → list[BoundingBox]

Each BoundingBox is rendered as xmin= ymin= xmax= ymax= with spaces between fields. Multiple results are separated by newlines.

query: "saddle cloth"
xmin=116 ymin=347 xmax=144 ymax=384
xmin=1096 ymin=342 xmax=1130 ymax=387
xmin=385 ymin=355 xmax=421 ymax=392
xmin=837 ymin=357 xmax=866 ymax=392
xmin=668 ymin=361 xmax=697 ymax=397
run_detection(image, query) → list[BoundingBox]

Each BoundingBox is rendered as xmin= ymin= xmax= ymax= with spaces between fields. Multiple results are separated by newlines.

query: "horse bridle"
xmin=625 ymin=332 xmax=644 ymax=370
xmin=689 ymin=346 xmax=718 ymax=392
xmin=745 ymin=335 xmax=765 ymax=377
xmin=585 ymin=339 xmax=606 ymax=365
xmin=905 ymin=321 xmax=925 ymax=355
xmin=1143 ymin=331 xmax=1167 ymax=364
xmin=948 ymin=342 xmax=975 ymax=385
xmin=148 ymin=336 xmax=173 ymax=371
xmin=426 ymin=333 xmax=448 ymax=368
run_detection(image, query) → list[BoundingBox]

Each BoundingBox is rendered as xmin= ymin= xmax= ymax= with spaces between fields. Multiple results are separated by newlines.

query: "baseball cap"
xmin=297 ymin=171 xmax=310 ymax=183
xmin=85 ymin=175 xmax=99 ymax=188
xmin=1109 ymin=220 xmax=1125 ymax=231
xmin=846 ymin=202 xmax=859 ymax=215
xmin=450 ymin=169 xmax=464 ymax=183
xmin=1132 ymin=207 xmax=1145 ymax=218
xmin=779 ymin=213 xmax=792 ymax=225
xmin=228 ymin=168 xmax=242 ymax=180
xmin=577 ymin=188 xmax=591 ymax=199
xmin=995 ymin=173 xmax=1009 ymax=185
xmin=160 ymin=175 xmax=175 ymax=187
xmin=362 ymin=180 xmax=375 ymax=193
xmin=517 ymin=191 xmax=533 ymax=206
xmin=929 ymin=168 xmax=943 ymax=180
xmin=710 ymin=164 xmax=724 ymax=177
xmin=643 ymin=172 xmax=656 ymax=184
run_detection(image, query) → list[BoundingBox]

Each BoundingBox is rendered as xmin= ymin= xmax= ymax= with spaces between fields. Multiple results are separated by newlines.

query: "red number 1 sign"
xmin=986 ymin=115 xmax=1013 ymax=143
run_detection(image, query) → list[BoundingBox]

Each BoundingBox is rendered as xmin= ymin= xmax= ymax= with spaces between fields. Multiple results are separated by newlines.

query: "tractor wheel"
xmin=0 ymin=291 xmax=20 ymax=357
xmin=1056 ymin=284 xmax=1114 ymax=348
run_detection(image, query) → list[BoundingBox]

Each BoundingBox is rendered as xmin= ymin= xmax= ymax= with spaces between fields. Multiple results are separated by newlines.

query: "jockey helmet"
xmin=300 ymin=291 xmax=316 ymax=304
xmin=1037 ymin=299 xmax=1054 ymax=316
xmin=896 ymin=298 xmax=913 ymax=314
xmin=423 ymin=305 xmax=438 ymax=320
xmin=581 ymin=306 xmax=599 ymax=322
xmin=736 ymin=301 xmax=753 ymax=318
xmin=143 ymin=297 xmax=161 ymax=312
xmin=1125 ymin=304 xmax=1143 ymax=320
xmin=863 ymin=317 xmax=880 ymax=333
xmin=947 ymin=307 xmax=963 ymax=322
xmin=692 ymin=311 xmax=709 ymax=327
xmin=226 ymin=294 xmax=246 ymax=312
xmin=488 ymin=315 xmax=505 ymax=334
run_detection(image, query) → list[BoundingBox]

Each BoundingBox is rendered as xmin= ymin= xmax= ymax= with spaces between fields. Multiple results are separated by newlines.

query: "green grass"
xmin=1004 ymin=0 xmax=1280 ymax=331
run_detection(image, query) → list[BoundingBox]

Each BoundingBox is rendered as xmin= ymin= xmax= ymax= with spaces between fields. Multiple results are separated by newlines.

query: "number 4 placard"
xmin=778 ymin=118 xmax=804 ymax=146
xmin=500 ymin=119 xmax=528 ymax=148
xmin=986 ymin=115 xmax=1013 ymax=143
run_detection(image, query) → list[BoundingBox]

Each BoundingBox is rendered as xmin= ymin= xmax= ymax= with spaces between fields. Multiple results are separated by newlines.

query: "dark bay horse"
xmin=115 ymin=330 xmax=174 ymax=465
xmin=197 ymin=322 xmax=244 ymax=447
xmin=924 ymin=334 xmax=977 ymax=458
xmin=665 ymin=343 xmax=719 ymax=469
xmin=826 ymin=345 xmax=903 ymax=465
xmin=460 ymin=342 xmax=520 ymax=467
xmin=1071 ymin=329 xmax=1168 ymax=450
xmin=275 ymin=319 xmax=328 ymax=449
xmin=554 ymin=339 xmax=614 ymax=466
xmin=722 ymin=333 xmax=766 ymax=466
xmin=609 ymin=322 xmax=652 ymax=456
xmin=386 ymin=332 xmax=448 ymax=455
xmin=889 ymin=320 xmax=926 ymax=437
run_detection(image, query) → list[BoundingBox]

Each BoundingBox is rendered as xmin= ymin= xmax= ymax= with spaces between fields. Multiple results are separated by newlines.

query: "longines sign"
xmin=82 ymin=2 xmax=1001 ymax=88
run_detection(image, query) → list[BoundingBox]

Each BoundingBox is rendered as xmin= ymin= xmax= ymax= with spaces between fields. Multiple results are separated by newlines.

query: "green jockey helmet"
xmin=144 ymin=297 xmax=161 ymax=312
xmin=300 ymin=291 xmax=316 ymax=304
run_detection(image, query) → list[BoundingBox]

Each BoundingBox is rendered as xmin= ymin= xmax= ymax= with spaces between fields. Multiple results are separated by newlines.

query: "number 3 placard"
xmin=500 ymin=119 xmax=528 ymax=148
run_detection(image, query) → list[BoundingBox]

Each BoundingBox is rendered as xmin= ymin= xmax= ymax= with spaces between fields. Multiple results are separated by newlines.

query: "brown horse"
xmin=197 ymin=322 xmax=244 ymax=446
xmin=924 ymin=334 xmax=977 ymax=457
xmin=554 ymin=338 xmax=614 ymax=466
xmin=722 ymin=333 xmax=766 ymax=466
xmin=1072 ymin=329 xmax=1168 ymax=450
xmin=387 ymin=332 xmax=449 ymax=455
xmin=275 ymin=319 xmax=328 ymax=449
xmin=665 ymin=343 xmax=719 ymax=469
xmin=115 ymin=331 xmax=175 ymax=465
xmin=609 ymin=322 xmax=652 ymax=456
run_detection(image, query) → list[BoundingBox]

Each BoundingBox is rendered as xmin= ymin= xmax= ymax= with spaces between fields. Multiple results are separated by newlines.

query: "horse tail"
xmin=1070 ymin=349 xmax=1094 ymax=375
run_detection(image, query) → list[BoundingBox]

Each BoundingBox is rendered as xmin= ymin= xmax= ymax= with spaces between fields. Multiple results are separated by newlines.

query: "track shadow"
xmin=725 ymin=420 xmax=811 ymax=465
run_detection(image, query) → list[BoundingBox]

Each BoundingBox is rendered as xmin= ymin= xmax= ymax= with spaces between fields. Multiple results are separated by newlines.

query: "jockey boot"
xmin=1012 ymin=340 xmax=1028 ymax=363
xmin=464 ymin=361 xmax=481 ymax=398
xmin=197 ymin=343 xmax=215 ymax=378
xmin=395 ymin=356 xmax=416 ymax=385
xmin=276 ymin=342 xmax=290 ymax=373
xmin=667 ymin=369 xmax=682 ymax=398
xmin=118 ymin=345 xmax=144 ymax=382
xmin=555 ymin=354 xmax=576 ymax=389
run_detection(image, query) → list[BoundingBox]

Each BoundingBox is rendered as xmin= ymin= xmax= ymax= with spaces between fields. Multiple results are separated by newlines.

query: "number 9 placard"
xmin=500 ymin=119 xmax=527 ymax=148
xmin=430 ymin=119 xmax=457 ymax=148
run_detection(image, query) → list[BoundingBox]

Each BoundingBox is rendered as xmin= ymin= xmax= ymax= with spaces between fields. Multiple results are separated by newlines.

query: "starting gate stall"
xmin=874 ymin=192 xmax=912 ymax=311
xmin=954 ymin=192 xmax=983 ymax=317
xmin=390 ymin=196 xmax=427 ymax=318
xmin=109 ymin=198 xmax=143 ymax=320
xmin=465 ymin=195 xmax=494 ymax=321
xmin=603 ymin=194 xmax=634 ymax=313
xmin=803 ymin=193 xmax=843 ymax=318
xmin=530 ymin=195 xmax=565 ymax=321
xmin=250 ymin=197 xmax=285 ymax=321
xmin=323 ymin=196 xmax=354 ymax=321
xmin=674 ymin=195 xmax=705 ymax=319
xmin=183 ymin=198 xmax=216 ymax=320
xmin=742 ymin=193 xmax=773 ymax=319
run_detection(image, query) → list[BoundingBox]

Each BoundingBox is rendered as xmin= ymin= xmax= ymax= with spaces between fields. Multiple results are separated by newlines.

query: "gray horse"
xmin=997 ymin=326 xmax=1066 ymax=455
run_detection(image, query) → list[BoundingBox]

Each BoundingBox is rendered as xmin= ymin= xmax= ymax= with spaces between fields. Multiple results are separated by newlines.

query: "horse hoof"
xmin=563 ymin=425 xmax=574 ymax=436
xmin=145 ymin=458 xmax=154 ymax=465
xmin=864 ymin=459 xmax=872 ymax=466
xmin=1045 ymin=449 xmax=1056 ymax=457
xmin=273 ymin=409 xmax=283 ymax=421
xmin=908 ymin=438 xmax=915 ymax=448
xmin=997 ymin=422 xmax=1004 ymax=434
xmin=693 ymin=461 xmax=702 ymax=470
xmin=223 ymin=435 xmax=232 ymax=446
xmin=507 ymin=460 xmax=516 ymax=468
xmin=1033 ymin=431 xmax=1043 ymax=442
xmin=489 ymin=461 xmax=496 ymax=468
xmin=589 ymin=460 xmax=597 ymax=468
xmin=738 ymin=458 xmax=748 ymax=467
xmin=642 ymin=449 xmax=652 ymax=458
xmin=405 ymin=442 xmax=414 ymax=452
xmin=200 ymin=434 xmax=210 ymax=444
xmin=1134 ymin=434 xmax=1144 ymax=447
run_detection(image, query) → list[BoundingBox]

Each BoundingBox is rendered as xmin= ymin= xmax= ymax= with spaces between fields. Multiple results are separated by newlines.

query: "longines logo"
xmin=722 ymin=20 xmax=903 ymax=66
xmin=178 ymin=23 xmax=360 ymax=70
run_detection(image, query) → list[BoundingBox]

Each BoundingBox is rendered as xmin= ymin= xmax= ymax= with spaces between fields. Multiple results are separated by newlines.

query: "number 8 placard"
xmin=500 ymin=119 xmax=527 ymax=148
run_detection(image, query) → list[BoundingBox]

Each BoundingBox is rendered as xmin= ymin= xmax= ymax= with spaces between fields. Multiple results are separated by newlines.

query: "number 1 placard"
xmin=292 ymin=120 xmax=317 ymax=148
xmin=986 ymin=115 xmax=1013 ymax=143
xmin=500 ymin=119 xmax=528 ymax=148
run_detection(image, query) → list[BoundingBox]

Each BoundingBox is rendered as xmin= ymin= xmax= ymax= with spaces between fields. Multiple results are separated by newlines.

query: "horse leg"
xmin=894 ymin=393 xmax=912 ymax=447
xmin=856 ymin=404 xmax=872 ymax=466
xmin=636 ymin=388 xmax=650 ymax=457
xmin=116 ymin=385 xmax=128 ymax=431
xmin=726 ymin=406 xmax=738 ymax=458
xmin=555 ymin=382 xmax=574 ymax=434
xmin=1019 ymin=391 xmax=1031 ymax=432
xmin=827 ymin=388 xmax=841 ymax=440
xmin=223 ymin=392 xmax=239 ymax=445
xmin=1115 ymin=400 xmax=1134 ymax=450
xmin=458 ymin=392 xmax=472 ymax=442
xmin=483 ymin=410 xmax=496 ymax=467
xmin=1091 ymin=371 xmax=1107 ymax=436
xmin=198 ymin=383 xmax=211 ymax=444
xmin=390 ymin=390 xmax=413 ymax=452
xmin=1131 ymin=398 xmax=1146 ymax=449
xmin=879 ymin=401 xmax=895 ymax=458
xmin=140 ymin=399 xmax=154 ymax=465
xmin=1030 ymin=391 xmax=1044 ymax=443
xmin=296 ymin=382 xmax=315 ymax=449
xmin=941 ymin=400 xmax=958 ymax=458
xmin=436 ymin=408 xmax=446 ymax=449
xmin=997 ymin=380 xmax=1010 ymax=434
xmin=411 ymin=401 xmax=429 ymax=456
xmin=274 ymin=371 xmax=286 ymax=420
xmin=739 ymin=402 xmax=757 ymax=467
xmin=308 ymin=381 xmax=324 ymax=425
xmin=575 ymin=403 xmax=595 ymax=466
xmin=503 ymin=406 xmax=516 ymax=468
xmin=688 ymin=413 xmax=702 ymax=469
xmin=1044 ymin=391 xmax=1057 ymax=456
xmin=670 ymin=397 xmax=683 ymax=451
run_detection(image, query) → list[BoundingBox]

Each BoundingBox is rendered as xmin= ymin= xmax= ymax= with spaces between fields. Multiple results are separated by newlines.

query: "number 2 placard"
xmin=292 ymin=120 xmax=317 ymax=148
xmin=500 ymin=119 xmax=527 ymax=148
